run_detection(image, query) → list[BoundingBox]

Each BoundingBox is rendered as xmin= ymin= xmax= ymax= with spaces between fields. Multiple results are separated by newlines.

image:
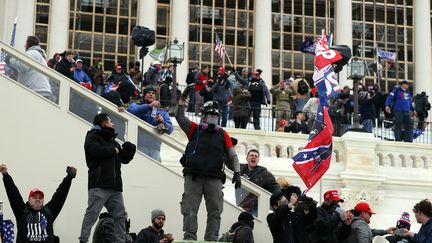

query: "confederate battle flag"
xmin=292 ymin=105 xmax=333 ymax=191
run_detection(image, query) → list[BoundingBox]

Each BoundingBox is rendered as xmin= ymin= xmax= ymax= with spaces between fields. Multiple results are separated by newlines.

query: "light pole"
xmin=166 ymin=38 xmax=184 ymax=114
xmin=347 ymin=57 xmax=366 ymax=131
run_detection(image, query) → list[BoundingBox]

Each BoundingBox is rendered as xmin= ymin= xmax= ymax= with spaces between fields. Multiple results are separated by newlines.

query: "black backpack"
xmin=297 ymin=79 xmax=309 ymax=95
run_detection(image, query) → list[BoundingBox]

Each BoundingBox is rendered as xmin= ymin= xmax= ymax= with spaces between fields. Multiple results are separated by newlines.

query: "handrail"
xmin=0 ymin=40 xmax=272 ymax=220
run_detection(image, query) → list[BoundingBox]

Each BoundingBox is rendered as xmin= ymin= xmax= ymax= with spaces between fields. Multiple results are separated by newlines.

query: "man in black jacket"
xmin=0 ymin=163 xmax=76 ymax=243
xmin=236 ymin=149 xmax=280 ymax=216
xmin=309 ymin=190 xmax=353 ymax=243
xmin=79 ymin=113 xmax=136 ymax=243
xmin=134 ymin=209 xmax=174 ymax=243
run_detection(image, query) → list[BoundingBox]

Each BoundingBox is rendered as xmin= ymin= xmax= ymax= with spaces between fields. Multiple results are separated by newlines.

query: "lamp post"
xmin=166 ymin=38 xmax=184 ymax=114
xmin=347 ymin=57 xmax=366 ymax=131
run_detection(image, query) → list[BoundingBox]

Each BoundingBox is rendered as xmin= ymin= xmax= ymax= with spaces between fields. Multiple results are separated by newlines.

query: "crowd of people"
xmin=2 ymin=35 xmax=432 ymax=242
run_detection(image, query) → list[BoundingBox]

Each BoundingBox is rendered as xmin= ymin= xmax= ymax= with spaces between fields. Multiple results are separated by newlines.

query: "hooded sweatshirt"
xmin=9 ymin=45 xmax=52 ymax=98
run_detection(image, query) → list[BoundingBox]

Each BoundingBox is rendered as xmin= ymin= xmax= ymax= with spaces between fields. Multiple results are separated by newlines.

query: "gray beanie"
xmin=151 ymin=208 xmax=165 ymax=222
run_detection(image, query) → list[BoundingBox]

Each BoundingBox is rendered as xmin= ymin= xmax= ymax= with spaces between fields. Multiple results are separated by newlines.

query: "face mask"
xmin=204 ymin=114 xmax=219 ymax=125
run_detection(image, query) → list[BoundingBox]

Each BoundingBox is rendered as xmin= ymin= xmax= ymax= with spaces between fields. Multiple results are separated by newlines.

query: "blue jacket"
xmin=385 ymin=86 xmax=414 ymax=112
xmin=74 ymin=68 xmax=92 ymax=83
xmin=127 ymin=103 xmax=173 ymax=134
xmin=414 ymin=218 xmax=432 ymax=243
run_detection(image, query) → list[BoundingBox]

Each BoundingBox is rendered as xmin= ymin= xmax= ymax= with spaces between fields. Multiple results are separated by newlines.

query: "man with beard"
xmin=134 ymin=209 xmax=174 ymax=243
xmin=127 ymin=86 xmax=173 ymax=161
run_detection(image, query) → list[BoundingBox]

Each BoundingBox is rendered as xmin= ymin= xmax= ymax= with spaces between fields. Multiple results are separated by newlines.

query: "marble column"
xmin=335 ymin=0 xmax=353 ymax=88
xmin=48 ymin=0 xmax=69 ymax=57
xmin=414 ymin=1 xmax=432 ymax=96
xmin=171 ymin=0 xmax=189 ymax=85
xmin=254 ymin=0 xmax=273 ymax=89
xmin=138 ymin=0 xmax=157 ymax=70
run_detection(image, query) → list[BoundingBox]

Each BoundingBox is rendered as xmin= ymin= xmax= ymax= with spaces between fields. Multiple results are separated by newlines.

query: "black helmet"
xmin=201 ymin=101 xmax=220 ymax=116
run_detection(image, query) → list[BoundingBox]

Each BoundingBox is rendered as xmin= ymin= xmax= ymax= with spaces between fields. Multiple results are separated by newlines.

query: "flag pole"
xmin=225 ymin=51 xmax=233 ymax=68
xmin=376 ymin=45 xmax=381 ymax=88
xmin=10 ymin=17 xmax=17 ymax=47
xmin=319 ymin=178 xmax=323 ymax=205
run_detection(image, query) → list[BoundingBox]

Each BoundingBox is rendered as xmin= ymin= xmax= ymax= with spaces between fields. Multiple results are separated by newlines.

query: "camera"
xmin=156 ymin=123 xmax=168 ymax=134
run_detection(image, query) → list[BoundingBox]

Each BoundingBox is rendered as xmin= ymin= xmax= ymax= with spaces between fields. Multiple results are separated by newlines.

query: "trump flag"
xmin=292 ymin=105 xmax=333 ymax=191
xmin=313 ymin=32 xmax=343 ymax=106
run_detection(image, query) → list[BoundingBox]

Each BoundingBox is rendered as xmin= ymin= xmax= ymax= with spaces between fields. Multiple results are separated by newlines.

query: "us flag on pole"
xmin=0 ymin=52 xmax=6 ymax=75
xmin=292 ymin=105 xmax=333 ymax=191
xmin=214 ymin=32 xmax=225 ymax=61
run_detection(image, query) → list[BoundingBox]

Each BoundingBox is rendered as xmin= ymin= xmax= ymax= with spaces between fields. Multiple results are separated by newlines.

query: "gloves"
xmin=232 ymin=172 xmax=241 ymax=189
xmin=121 ymin=141 xmax=136 ymax=162
xmin=66 ymin=166 xmax=77 ymax=178
xmin=122 ymin=141 xmax=136 ymax=152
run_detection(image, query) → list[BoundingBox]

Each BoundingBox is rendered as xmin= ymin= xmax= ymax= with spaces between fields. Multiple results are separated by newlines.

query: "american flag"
xmin=0 ymin=52 xmax=6 ymax=75
xmin=313 ymin=32 xmax=343 ymax=106
xmin=292 ymin=105 xmax=334 ymax=191
xmin=0 ymin=213 xmax=15 ymax=243
xmin=214 ymin=32 xmax=226 ymax=61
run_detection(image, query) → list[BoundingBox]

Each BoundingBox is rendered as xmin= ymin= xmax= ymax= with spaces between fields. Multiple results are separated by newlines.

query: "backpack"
xmin=297 ymin=79 xmax=309 ymax=95
xmin=218 ymin=225 xmax=249 ymax=242
xmin=328 ymin=97 xmax=345 ymax=117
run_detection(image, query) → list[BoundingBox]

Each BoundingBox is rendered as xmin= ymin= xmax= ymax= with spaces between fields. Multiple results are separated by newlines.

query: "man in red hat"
xmin=344 ymin=202 xmax=396 ymax=243
xmin=0 ymin=163 xmax=76 ymax=242
xmin=309 ymin=190 xmax=353 ymax=243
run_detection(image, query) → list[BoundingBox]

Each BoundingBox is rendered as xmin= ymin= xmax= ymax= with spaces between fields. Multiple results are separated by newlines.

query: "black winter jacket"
xmin=239 ymin=164 xmax=279 ymax=193
xmin=134 ymin=226 xmax=166 ymax=243
xmin=84 ymin=126 xmax=136 ymax=191
xmin=231 ymin=221 xmax=254 ymax=243
xmin=267 ymin=204 xmax=310 ymax=243
xmin=56 ymin=58 xmax=74 ymax=80
xmin=309 ymin=203 xmax=351 ymax=243
xmin=2 ymin=173 xmax=73 ymax=243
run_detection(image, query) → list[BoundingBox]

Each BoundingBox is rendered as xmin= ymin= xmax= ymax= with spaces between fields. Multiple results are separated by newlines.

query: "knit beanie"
xmin=151 ymin=208 xmax=165 ymax=222
xmin=238 ymin=212 xmax=254 ymax=222
xmin=396 ymin=212 xmax=411 ymax=230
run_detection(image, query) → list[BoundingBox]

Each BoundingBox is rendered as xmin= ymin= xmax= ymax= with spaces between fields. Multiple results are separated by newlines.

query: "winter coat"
xmin=55 ymin=57 xmax=75 ymax=80
xmin=2 ymin=173 xmax=73 ymax=243
xmin=292 ymin=78 xmax=311 ymax=99
xmin=412 ymin=218 xmax=432 ymax=243
xmin=144 ymin=66 xmax=160 ymax=86
xmin=267 ymin=204 xmax=310 ymax=243
xmin=233 ymin=86 xmax=251 ymax=118
xmin=232 ymin=221 xmax=254 ymax=243
xmin=385 ymin=86 xmax=414 ymax=112
xmin=105 ymin=72 xmax=129 ymax=85
xmin=343 ymin=217 xmax=386 ymax=243
xmin=211 ymin=75 xmax=231 ymax=104
xmin=239 ymin=164 xmax=279 ymax=193
xmin=248 ymin=78 xmax=270 ymax=105
xmin=309 ymin=204 xmax=351 ymax=243
xmin=9 ymin=45 xmax=52 ymax=98
xmin=413 ymin=93 xmax=431 ymax=115
xmin=92 ymin=213 xmax=115 ymax=243
xmin=74 ymin=68 xmax=92 ymax=84
xmin=84 ymin=126 xmax=136 ymax=191
xmin=359 ymin=91 xmax=377 ymax=121
xmin=134 ymin=226 xmax=166 ymax=243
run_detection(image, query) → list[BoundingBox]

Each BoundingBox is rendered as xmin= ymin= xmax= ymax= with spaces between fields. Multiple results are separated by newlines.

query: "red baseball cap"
xmin=218 ymin=67 xmax=225 ymax=73
xmin=323 ymin=190 xmax=344 ymax=202
xmin=279 ymin=119 xmax=287 ymax=127
xmin=28 ymin=188 xmax=44 ymax=198
xmin=354 ymin=202 xmax=375 ymax=214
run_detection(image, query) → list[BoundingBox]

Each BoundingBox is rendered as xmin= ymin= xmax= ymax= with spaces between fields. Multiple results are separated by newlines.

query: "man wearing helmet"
xmin=176 ymin=98 xmax=242 ymax=241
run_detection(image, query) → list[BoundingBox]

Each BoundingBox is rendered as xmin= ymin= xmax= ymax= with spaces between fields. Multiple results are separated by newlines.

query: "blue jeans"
xmin=296 ymin=98 xmax=306 ymax=111
xmin=362 ymin=119 xmax=373 ymax=133
xmin=219 ymin=103 xmax=229 ymax=127
xmin=393 ymin=111 xmax=413 ymax=142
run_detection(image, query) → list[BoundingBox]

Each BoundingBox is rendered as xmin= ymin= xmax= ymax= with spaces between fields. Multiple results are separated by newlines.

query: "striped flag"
xmin=214 ymin=32 xmax=226 ymax=61
xmin=10 ymin=17 xmax=17 ymax=47
xmin=292 ymin=105 xmax=333 ymax=191
xmin=0 ymin=52 xmax=6 ymax=75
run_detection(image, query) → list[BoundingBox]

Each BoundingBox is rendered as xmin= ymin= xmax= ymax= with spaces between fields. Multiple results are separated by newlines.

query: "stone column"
xmin=254 ymin=0 xmax=272 ymax=89
xmin=48 ymin=0 xmax=69 ymax=57
xmin=414 ymin=1 xmax=432 ymax=96
xmin=171 ymin=0 xmax=189 ymax=85
xmin=335 ymin=0 xmax=353 ymax=88
xmin=14 ymin=0 xmax=35 ymax=52
xmin=138 ymin=0 xmax=157 ymax=70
